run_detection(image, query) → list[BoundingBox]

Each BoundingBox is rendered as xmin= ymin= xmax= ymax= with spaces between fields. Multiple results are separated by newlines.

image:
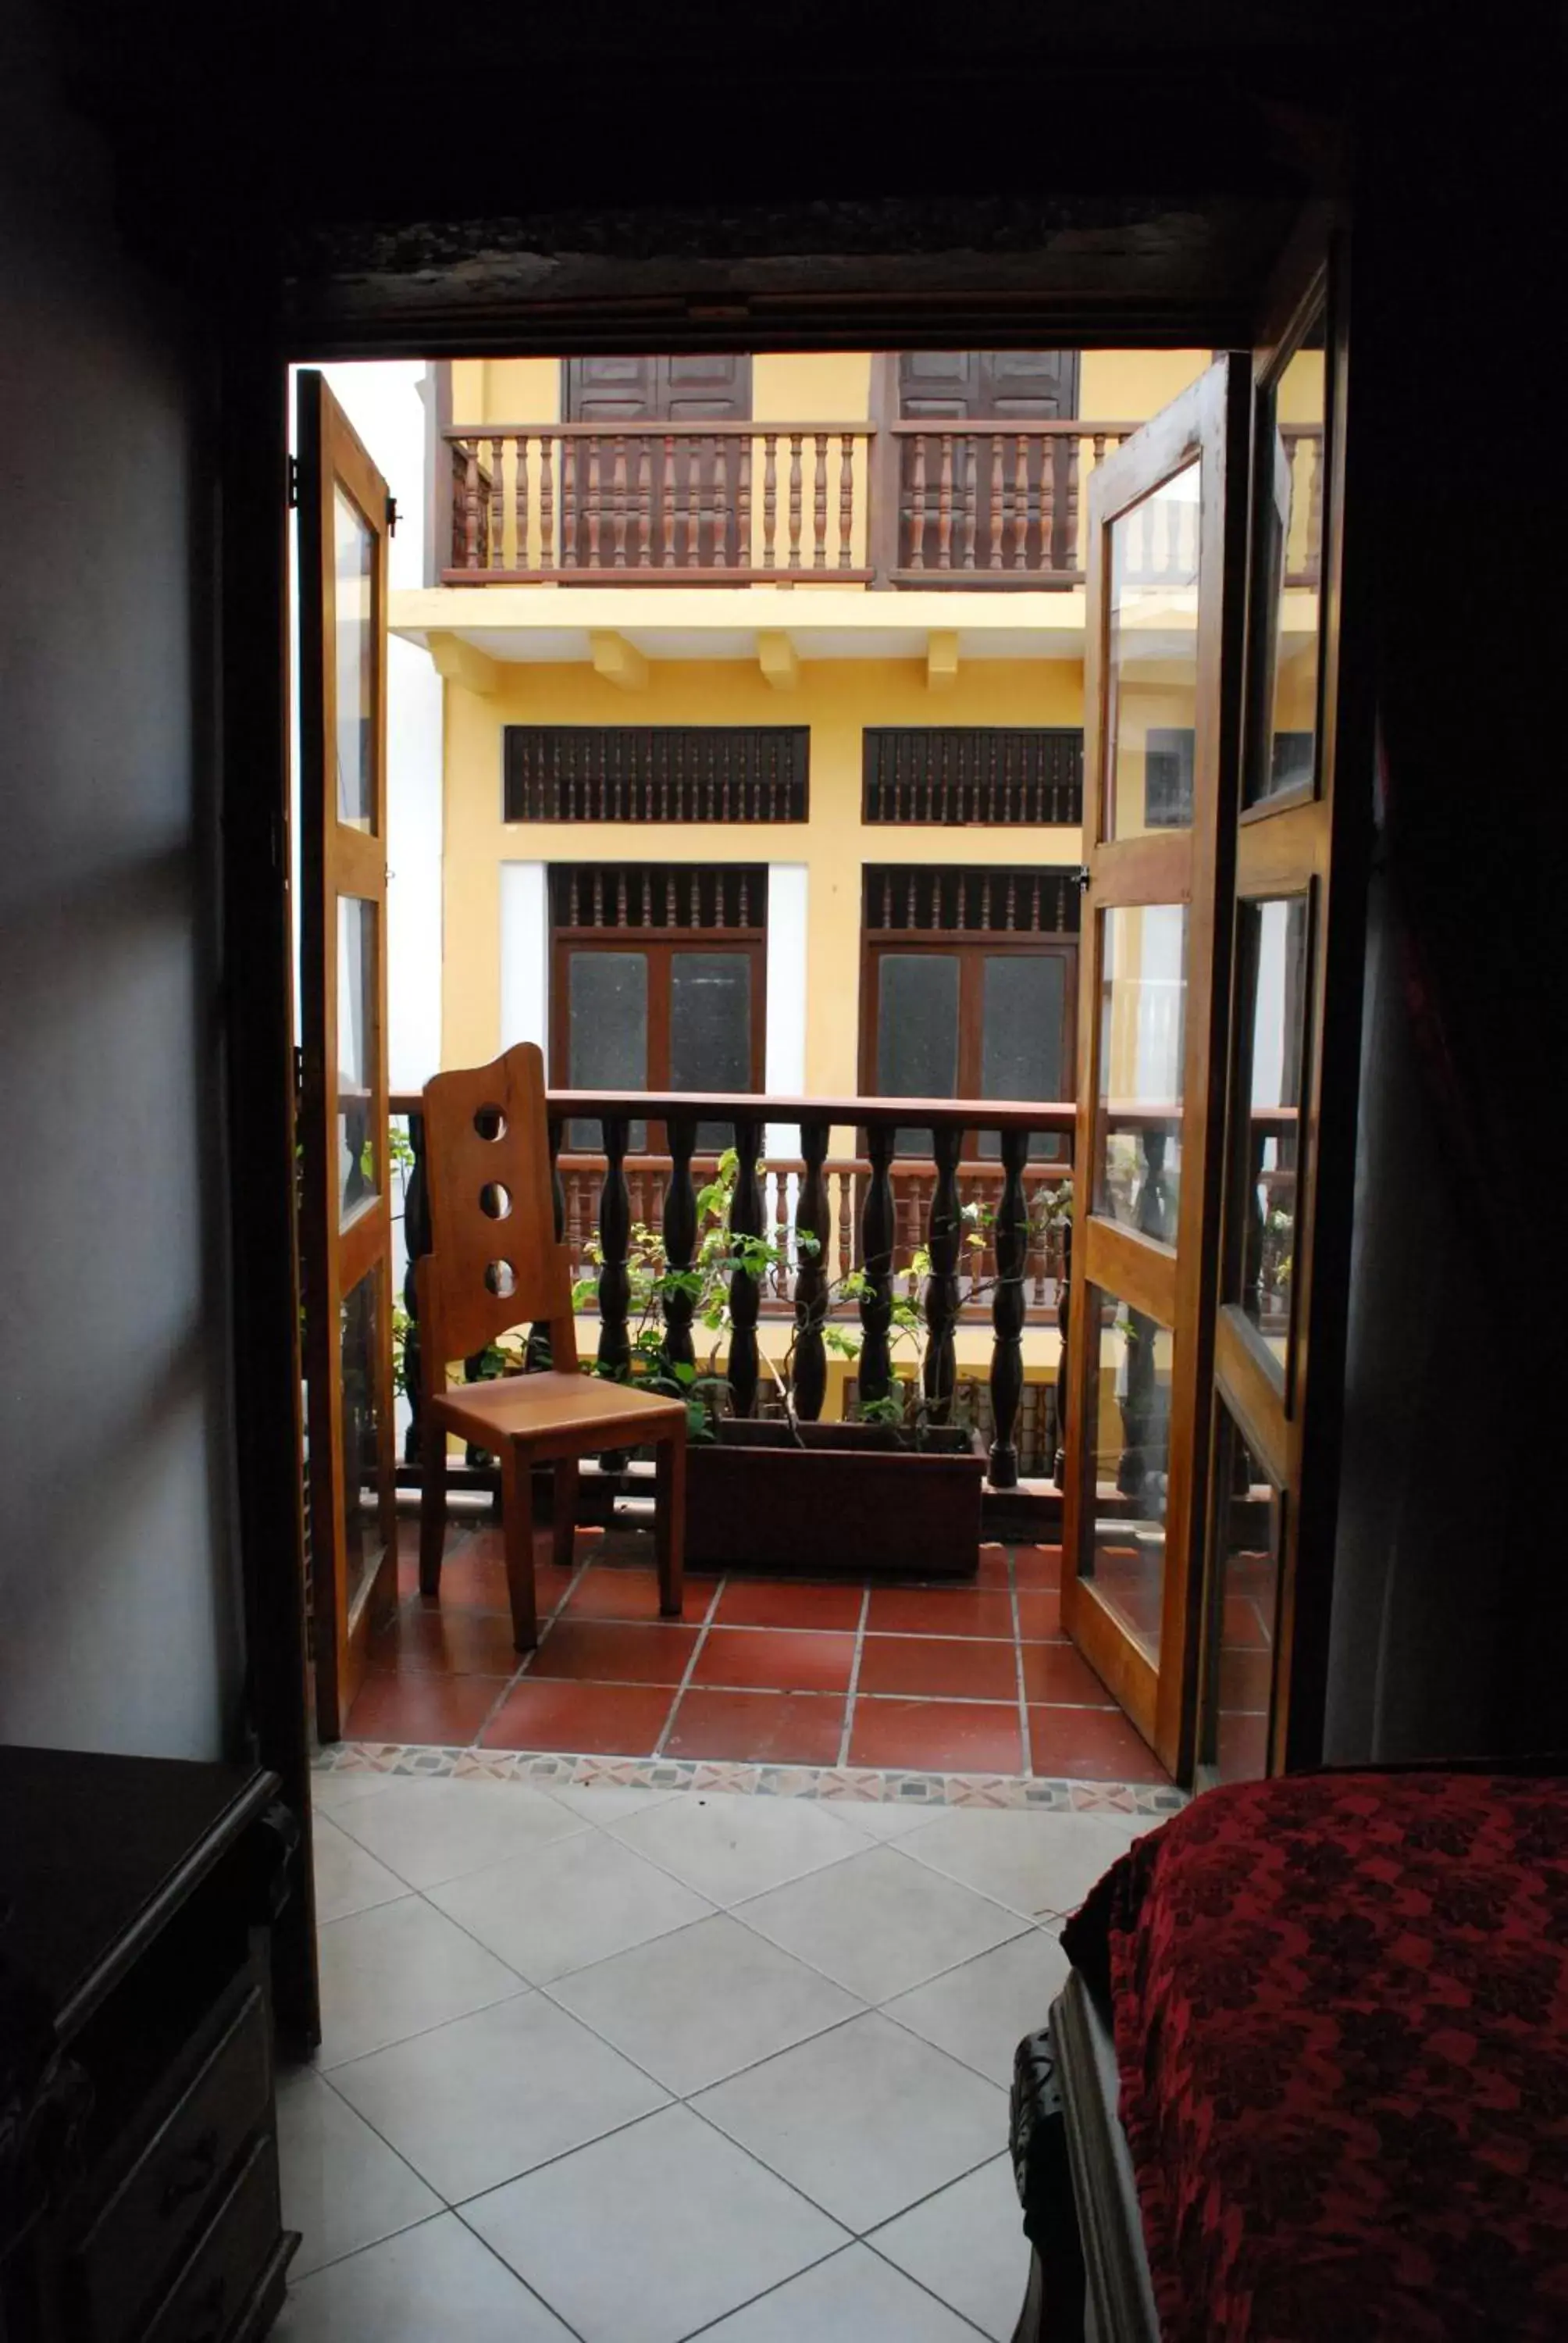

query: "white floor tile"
xmin=311 ymin=1815 xmax=408 ymax=1926
xmin=608 ymin=1791 xmax=871 ymax=1906
xmin=870 ymin=2154 xmax=1032 ymax=2341
xmin=430 ymin=1828 xmax=713 ymax=1985
xmin=548 ymin=1913 xmax=863 ymax=2096
xmin=903 ymin=1806 xmax=1154 ymax=1921
xmin=273 ymin=2210 xmax=574 ymax=2341
xmin=327 ymin=1991 xmax=668 ymax=2203
xmin=735 ymin=1844 xmax=1027 ymax=2004
xmin=693 ymin=2011 xmax=1006 ymax=2233
xmin=541 ymin=1780 xmax=682 ymax=1824
xmin=815 ymin=1799 xmax=947 ymax=1841
xmin=884 ymin=1930 xmax=1068 ymax=2086
xmin=464 ymin=2103 xmax=846 ymax=2343
xmin=316 ymin=1894 xmax=527 ymax=2068
xmin=276 ymin=2067 xmax=440 ymax=2278
xmin=309 ymin=1767 xmax=401 ymax=1817
xmin=697 ymin=2242 xmax=982 ymax=2341
xmin=326 ymin=1774 xmax=589 ymax=1891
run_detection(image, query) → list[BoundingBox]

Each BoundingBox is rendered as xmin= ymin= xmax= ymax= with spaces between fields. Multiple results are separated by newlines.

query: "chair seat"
xmin=429 ymin=1368 xmax=687 ymax=1452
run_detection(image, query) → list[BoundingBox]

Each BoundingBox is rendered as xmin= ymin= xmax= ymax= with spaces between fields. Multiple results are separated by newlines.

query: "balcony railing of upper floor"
xmin=439 ymin=421 xmax=1325 ymax=590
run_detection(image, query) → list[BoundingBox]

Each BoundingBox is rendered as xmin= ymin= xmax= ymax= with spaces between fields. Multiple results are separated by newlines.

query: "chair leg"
xmin=418 ymin=1416 xmax=447 ymax=1599
xmin=500 ymin=1443 xmax=540 ymax=1653
xmin=654 ymin=1430 xmax=686 ymax=1620
xmin=552 ymin=1457 xmax=580 ymax=1577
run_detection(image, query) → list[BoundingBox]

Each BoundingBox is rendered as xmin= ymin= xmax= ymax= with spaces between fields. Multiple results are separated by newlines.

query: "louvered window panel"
xmin=505 ymin=726 xmax=808 ymax=823
xmin=862 ymin=729 xmax=1082 ymax=825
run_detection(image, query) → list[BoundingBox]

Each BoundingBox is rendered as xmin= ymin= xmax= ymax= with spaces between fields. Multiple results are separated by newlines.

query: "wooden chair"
xmin=415 ymin=1041 xmax=686 ymax=1649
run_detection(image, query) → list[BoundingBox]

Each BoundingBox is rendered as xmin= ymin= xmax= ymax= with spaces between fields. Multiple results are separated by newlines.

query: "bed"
xmin=1011 ymin=1771 xmax=1568 ymax=2341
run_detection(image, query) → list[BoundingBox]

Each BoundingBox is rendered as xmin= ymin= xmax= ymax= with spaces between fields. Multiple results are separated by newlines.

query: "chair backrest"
xmin=416 ymin=1042 xmax=575 ymax=1386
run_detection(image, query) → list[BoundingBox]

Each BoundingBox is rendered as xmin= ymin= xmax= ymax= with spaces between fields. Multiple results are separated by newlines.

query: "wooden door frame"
xmin=1059 ymin=356 xmax=1253 ymax=1778
xmin=857 ymin=929 xmax=1079 ymax=1155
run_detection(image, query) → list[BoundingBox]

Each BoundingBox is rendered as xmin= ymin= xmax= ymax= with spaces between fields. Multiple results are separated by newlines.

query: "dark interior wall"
xmin=0 ymin=10 xmax=245 ymax=1757
xmin=1324 ymin=58 xmax=1566 ymax=1762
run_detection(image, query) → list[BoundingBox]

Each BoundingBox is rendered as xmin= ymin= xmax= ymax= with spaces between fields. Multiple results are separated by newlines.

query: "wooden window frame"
xmin=857 ymin=928 xmax=1079 ymax=1154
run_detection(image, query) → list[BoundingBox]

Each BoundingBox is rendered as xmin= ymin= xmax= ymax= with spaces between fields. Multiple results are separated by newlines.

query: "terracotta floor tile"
xmin=367 ymin=1603 xmax=526 ymax=1676
xmin=1016 ymin=1587 xmax=1064 ymax=1641
xmin=479 ymin=1678 xmax=675 ymax=1756
xmin=715 ymin=1579 xmax=865 ymax=1632
xmin=1021 ymin=1642 xmax=1116 ymax=1708
xmin=693 ymin=1628 xmax=858 ymax=1695
xmin=663 ymin=1689 xmax=846 ymax=1766
xmin=561 ymin=1565 xmax=679 ymax=1623
xmin=865 ymin=1586 xmax=1017 ymax=1639
xmin=1014 ymin=1543 xmax=1064 ymax=1588
xmin=857 ymin=1635 xmax=1019 ymax=1703
xmin=848 ymin=1698 xmax=1024 ymax=1774
xmin=975 ymin=1548 xmax=1014 ymax=1589
xmin=529 ymin=1621 xmax=699 ymax=1686
xmin=1028 ymin=1705 xmax=1170 ymax=1785
xmin=344 ymin=1670 xmax=512 ymax=1747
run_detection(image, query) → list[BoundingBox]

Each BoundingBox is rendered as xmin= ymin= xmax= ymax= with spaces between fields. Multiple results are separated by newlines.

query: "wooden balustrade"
xmin=393 ymin=1088 xmax=1074 ymax=1489
xmin=441 ymin=423 xmax=874 ymax=583
xmin=442 ymin=419 xmax=1326 ymax=591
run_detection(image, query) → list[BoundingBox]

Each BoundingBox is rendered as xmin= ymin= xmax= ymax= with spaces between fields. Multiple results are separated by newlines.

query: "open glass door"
xmin=1060 ymin=358 xmax=1249 ymax=1777
xmin=1198 ymin=246 xmax=1350 ymax=1785
xmin=296 ymin=371 xmax=400 ymax=1740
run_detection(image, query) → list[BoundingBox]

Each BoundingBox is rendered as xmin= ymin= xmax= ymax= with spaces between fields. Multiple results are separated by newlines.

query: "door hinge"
xmin=1073 ymin=865 xmax=1092 ymax=893
xmin=287 ymin=453 xmax=299 ymax=510
xmin=386 ymin=494 xmax=398 ymax=537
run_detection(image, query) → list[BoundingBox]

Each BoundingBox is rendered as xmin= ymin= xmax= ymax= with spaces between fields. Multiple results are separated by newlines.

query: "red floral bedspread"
xmin=1061 ymin=1773 xmax=1568 ymax=2341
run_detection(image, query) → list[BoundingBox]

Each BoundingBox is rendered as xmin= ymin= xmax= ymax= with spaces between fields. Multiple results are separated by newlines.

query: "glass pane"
xmin=672 ymin=951 xmax=751 ymax=1151
xmin=337 ymin=896 xmax=379 ymax=1225
xmin=978 ymin=953 xmax=1067 ymax=1163
xmin=876 ymin=953 xmax=960 ymax=1154
xmin=568 ymin=950 xmax=648 ymax=1151
xmin=1106 ymin=460 xmax=1201 ymax=839
xmin=1081 ymin=1281 xmax=1175 ymax=1664
xmin=333 ymin=486 xmax=375 ymax=830
xmin=340 ymin=1267 xmax=389 ymax=1616
xmin=1232 ymin=897 xmax=1309 ymax=1378
xmin=1245 ymin=315 xmax=1325 ymax=808
xmin=1203 ymin=1402 xmax=1282 ymax=1784
xmin=1096 ymin=904 xmax=1187 ymax=1232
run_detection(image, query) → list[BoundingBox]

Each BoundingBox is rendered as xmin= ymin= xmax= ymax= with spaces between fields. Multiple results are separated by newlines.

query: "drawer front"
xmin=74 ymin=1985 xmax=271 ymax=2342
xmin=141 ymin=2135 xmax=281 ymax=2343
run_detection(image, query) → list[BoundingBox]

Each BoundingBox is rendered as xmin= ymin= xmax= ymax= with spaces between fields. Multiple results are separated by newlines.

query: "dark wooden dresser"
xmin=0 ymin=1749 xmax=298 ymax=2343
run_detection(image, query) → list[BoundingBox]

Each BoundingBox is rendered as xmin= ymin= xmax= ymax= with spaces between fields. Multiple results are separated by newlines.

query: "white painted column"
xmin=500 ymin=861 xmax=550 ymax=1054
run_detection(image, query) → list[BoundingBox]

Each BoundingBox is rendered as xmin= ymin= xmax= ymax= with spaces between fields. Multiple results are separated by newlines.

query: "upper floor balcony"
xmin=437 ymin=414 xmax=1325 ymax=592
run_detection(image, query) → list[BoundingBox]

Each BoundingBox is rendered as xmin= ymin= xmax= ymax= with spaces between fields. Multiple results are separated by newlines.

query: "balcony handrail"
xmin=444 ymin=419 xmax=873 ymax=442
xmin=886 ymin=417 xmax=1143 ymax=437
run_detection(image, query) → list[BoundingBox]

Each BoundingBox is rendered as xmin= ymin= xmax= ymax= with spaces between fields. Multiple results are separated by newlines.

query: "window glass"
xmin=1080 ymin=1280 xmax=1176 ymax=1664
xmin=567 ymin=950 xmax=648 ymax=1150
xmin=337 ymin=896 xmax=378 ymax=1224
xmin=333 ymin=487 xmax=375 ymax=829
xmin=1096 ymin=904 xmax=1187 ymax=1235
xmin=672 ymin=951 xmax=752 ymax=1150
xmin=340 ymin=1268 xmax=388 ymax=1613
xmin=1230 ymin=895 xmax=1309 ymax=1382
xmin=979 ymin=953 xmax=1068 ymax=1161
xmin=1106 ymin=462 xmax=1200 ymax=840
xmin=876 ymin=953 xmax=960 ymax=1154
xmin=1245 ymin=314 xmax=1326 ymax=807
xmin=1203 ymin=1401 xmax=1282 ymax=1784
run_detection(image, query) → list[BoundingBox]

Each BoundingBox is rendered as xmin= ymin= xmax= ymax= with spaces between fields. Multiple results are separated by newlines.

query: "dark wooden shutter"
xmin=505 ymin=727 xmax=807 ymax=823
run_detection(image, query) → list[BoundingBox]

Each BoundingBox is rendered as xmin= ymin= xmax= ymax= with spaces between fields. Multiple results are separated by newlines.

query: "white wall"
xmin=500 ymin=862 xmax=550 ymax=1053
xmin=0 ymin=16 xmax=245 ymax=1756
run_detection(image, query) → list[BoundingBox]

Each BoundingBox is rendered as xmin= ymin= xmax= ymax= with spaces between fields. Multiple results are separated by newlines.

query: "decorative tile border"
xmin=311 ymin=1740 xmax=1185 ymax=1815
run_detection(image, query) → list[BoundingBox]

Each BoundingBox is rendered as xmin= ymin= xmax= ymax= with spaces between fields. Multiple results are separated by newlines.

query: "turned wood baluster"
xmin=464 ymin=443 xmax=479 ymax=568
xmin=659 ymin=433 xmax=675 ymax=566
xmin=711 ymin=436 xmax=729 ymax=569
xmin=562 ymin=441 xmax=579 ymax=567
xmin=793 ymin=1120 xmax=830 ymax=1422
xmin=512 ymin=435 xmax=529 ymax=572
xmin=401 ymin=1110 xmax=429 ymax=1467
xmin=636 ymin=439 xmax=652 ymax=565
xmin=1065 ymin=436 xmax=1080 ymax=576
xmin=686 ymin=437 xmax=702 ymax=566
xmin=610 ymin=436 xmax=629 ymax=567
xmin=762 ymin=434 xmax=778 ymax=570
xmin=989 ymin=1127 xmax=1030 ymax=1488
xmin=661 ymin=1117 xmax=697 ymax=1373
xmin=961 ymin=436 xmax=978 ymax=569
xmin=586 ymin=437 xmax=603 ymax=567
xmin=1013 ymin=433 xmax=1030 ymax=568
xmin=788 ymin=434 xmax=804 ymax=570
xmin=839 ymin=433 xmax=854 ymax=568
xmin=728 ymin=1118 xmax=764 ymax=1418
xmin=490 ymin=438 xmax=504 ymax=570
xmin=989 ymin=433 xmax=1004 ymax=569
xmin=597 ymin=1116 xmax=632 ymax=1377
xmin=527 ymin=1118 xmax=566 ymax=1369
xmin=858 ymin=1125 xmax=896 ymax=1408
xmin=936 ymin=433 xmax=954 ymax=569
xmin=1039 ymin=430 xmax=1055 ymax=574
xmin=908 ymin=433 xmax=927 ymax=569
xmin=813 ymin=434 xmax=828 ymax=568
xmin=738 ymin=435 xmax=752 ymax=569
xmin=539 ymin=436 xmax=554 ymax=572
xmin=921 ymin=1127 xmax=964 ymax=1423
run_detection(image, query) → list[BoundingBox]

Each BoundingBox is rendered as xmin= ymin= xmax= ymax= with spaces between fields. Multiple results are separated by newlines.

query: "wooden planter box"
xmin=684 ymin=1419 xmax=985 ymax=1579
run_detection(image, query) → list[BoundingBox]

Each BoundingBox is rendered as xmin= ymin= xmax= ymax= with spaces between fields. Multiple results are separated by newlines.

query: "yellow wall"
xmin=440 ymin=656 xmax=1086 ymax=1121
